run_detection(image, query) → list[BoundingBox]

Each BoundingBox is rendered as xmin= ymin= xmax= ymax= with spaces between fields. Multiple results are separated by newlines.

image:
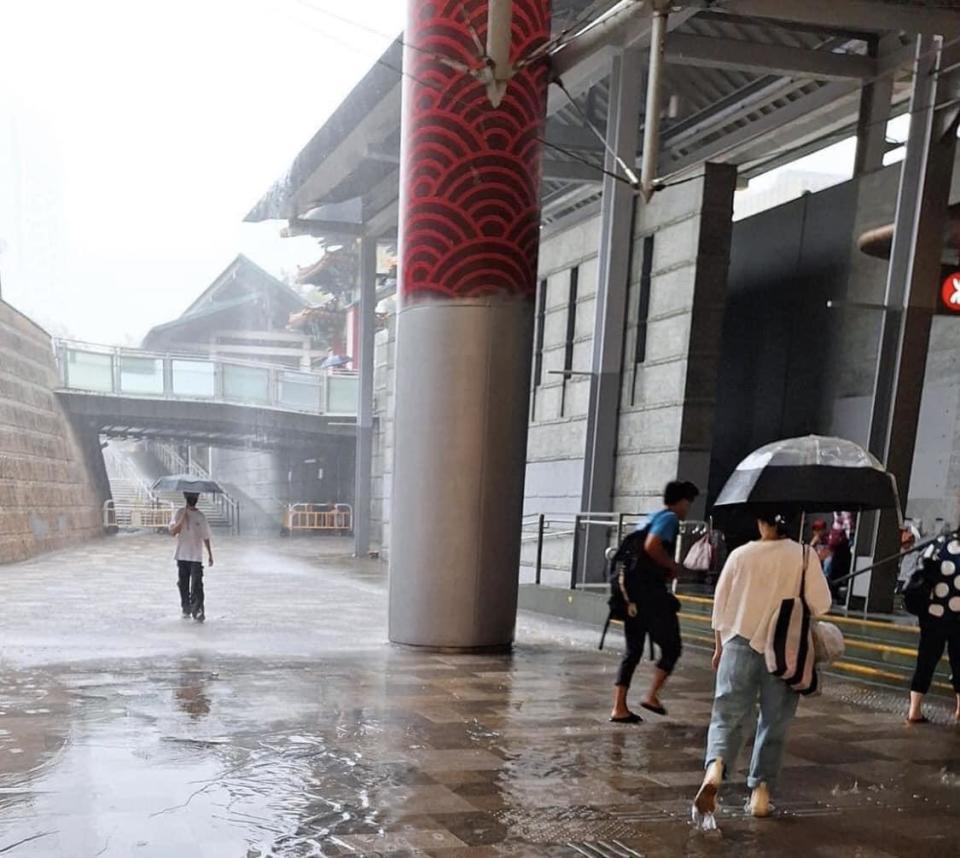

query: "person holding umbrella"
xmin=693 ymin=510 xmax=832 ymax=819
xmin=694 ymin=435 xmax=899 ymax=822
xmin=169 ymin=492 xmax=214 ymax=622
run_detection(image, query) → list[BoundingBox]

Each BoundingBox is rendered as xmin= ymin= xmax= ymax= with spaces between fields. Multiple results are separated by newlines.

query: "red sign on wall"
xmin=941 ymin=273 xmax=960 ymax=313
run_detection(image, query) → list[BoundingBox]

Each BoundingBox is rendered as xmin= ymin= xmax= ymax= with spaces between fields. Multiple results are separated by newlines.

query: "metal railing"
xmin=54 ymin=338 xmax=359 ymax=416
xmin=148 ymin=441 xmax=242 ymax=534
xmin=283 ymin=503 xmax=353 ymax=533
xmin=103 ymin=447 xmax=159 ymax=504
xmin=103 ymin=499 xmax=175 ymax=529
xmin=524 ymin=511 xmax=709 ymax=589
xmin=831 ymin=536 xmax=941 ymax=588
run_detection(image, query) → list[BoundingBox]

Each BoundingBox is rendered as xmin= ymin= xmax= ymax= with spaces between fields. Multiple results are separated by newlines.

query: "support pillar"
xmin=389 ymin=0 xmax=551 ymax=649
xmin=866 ymin=37 xmax=960 ymax=612
xmin=853 ymin=35 xmax=898 ymax=177
xmin=578 ymin=47 xmax=643 ymax=584
xmin=353 ymin=235 xmax=377 ymax=557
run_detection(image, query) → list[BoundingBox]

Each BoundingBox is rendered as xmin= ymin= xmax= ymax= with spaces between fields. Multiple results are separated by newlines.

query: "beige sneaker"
xmin=749 ymin=782 xmax=771 ymax=818
xmin=694 ymin=758 xmax=724 ymax=817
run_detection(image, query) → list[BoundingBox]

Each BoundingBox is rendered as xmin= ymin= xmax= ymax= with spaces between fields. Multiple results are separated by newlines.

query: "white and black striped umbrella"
xmin=714 ymin=435 xmax=899 ymax=512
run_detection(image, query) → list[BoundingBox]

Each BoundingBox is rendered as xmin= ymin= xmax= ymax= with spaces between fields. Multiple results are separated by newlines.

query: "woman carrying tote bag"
xmin=693 ymin=512 xmax=832 ymax=821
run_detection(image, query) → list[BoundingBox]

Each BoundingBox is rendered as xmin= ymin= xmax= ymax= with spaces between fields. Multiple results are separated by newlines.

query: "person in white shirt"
xmin=169 ymin=492 xmax=214 ymax=622
xmin=694 ymin=512 xmax=831 ymax=819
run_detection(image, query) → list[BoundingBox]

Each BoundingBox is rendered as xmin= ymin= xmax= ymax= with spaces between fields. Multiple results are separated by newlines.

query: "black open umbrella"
xmin=714 ymin=435 xmax=900 ymax=513
xmin=152 ymin=474 xmax=224 ymax=494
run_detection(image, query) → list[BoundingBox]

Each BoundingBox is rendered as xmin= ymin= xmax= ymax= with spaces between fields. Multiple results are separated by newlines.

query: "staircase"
xmin=677 ymin=593 xmax=956 ymax=696
xmin=102 ymin=445 xmax=174 ymax=529
xmin=147 ymin=441 xmax=238 ymax=530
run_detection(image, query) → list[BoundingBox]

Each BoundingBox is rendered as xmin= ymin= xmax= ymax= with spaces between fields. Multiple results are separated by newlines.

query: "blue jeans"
xmin=705 ymin=636 xmax=799 ymax=790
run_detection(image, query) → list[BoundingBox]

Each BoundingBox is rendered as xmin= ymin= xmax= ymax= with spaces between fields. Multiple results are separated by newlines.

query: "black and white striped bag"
xmin=764 ymin=545 xmax=818 ymax=695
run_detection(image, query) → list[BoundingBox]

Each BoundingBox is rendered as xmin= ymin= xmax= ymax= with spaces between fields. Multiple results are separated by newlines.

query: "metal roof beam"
xmin=662 ymin=77 xmax=795 ymax=150
xmin=364 ymin=200 xmax=399 ymax=239
xmin=548 ymin=1 xmax=707 ymax=113
xmin=694 ymin=9 xmax=873 ymax=41
xmin=284 ymin=218 xmax=364 ymax=238
xmin=663 ymin=79 xmax=859 ymax=173
xmin=665 ymin=33 xmax=877 ymax=80
xmin=542 ymin=159 xmax=605 ymax=183
xmin=545 ymin=119 xmax=606 ymax=150
xmin=718 ymin=1 xmax=960 ymax=37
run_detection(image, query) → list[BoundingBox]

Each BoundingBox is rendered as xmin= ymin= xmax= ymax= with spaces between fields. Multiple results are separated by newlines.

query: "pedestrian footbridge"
xmin=53 ymin=340 xmax=358 ymax=449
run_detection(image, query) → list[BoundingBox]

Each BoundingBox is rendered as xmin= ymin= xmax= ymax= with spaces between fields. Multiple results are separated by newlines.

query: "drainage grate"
xmin=493 ymin=807 xmax=641 ymax=844
xmin=565 ymin=841 xmax=645 ymax=858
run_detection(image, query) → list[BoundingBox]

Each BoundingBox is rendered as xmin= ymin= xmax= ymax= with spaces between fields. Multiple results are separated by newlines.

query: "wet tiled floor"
xmin=1 ymin=534 xmax=959 ymax=856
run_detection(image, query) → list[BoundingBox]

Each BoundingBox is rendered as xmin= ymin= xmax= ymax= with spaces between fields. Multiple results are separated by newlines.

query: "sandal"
xmin=641 ymin=702 xmax=668 ymax=716
xmin=906 ymin=715 xmax=929 ymax=725
xmin=610 ymin=712 xmax=643 ymax=724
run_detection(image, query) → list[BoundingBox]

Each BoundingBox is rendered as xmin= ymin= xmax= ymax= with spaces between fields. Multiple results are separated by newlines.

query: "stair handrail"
xmin=103 ymin=448 xmax=160 ymax=505
xmin=830 ymin=535 xmax=941 ymax=587
xmin=149 ymin=440 xmax=240 ymax=534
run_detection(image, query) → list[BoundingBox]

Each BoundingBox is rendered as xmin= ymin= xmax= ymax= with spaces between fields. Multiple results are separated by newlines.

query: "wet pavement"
xmin=1 ymin=534 xmax=959 ymax=857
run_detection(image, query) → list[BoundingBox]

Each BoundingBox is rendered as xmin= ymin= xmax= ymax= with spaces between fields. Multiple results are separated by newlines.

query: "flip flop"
xmin=906 ymin=716 xmax=929 ymax=725
xmin=641 ymin=702 xmax=668 ymax=716
xmin=610 ymin=712 xmax=643 ymax=724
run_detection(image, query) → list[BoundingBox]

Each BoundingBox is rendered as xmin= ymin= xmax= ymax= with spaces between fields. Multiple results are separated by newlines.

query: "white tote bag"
xmin=813 ymin=620 xmax=845 ymax=664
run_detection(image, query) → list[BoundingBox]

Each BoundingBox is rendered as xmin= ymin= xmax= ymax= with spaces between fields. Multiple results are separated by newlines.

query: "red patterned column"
xmin=400 ymin=0 xmax=550 ymax=301
xmin=390 ymin=0 xmax=551 ymax=649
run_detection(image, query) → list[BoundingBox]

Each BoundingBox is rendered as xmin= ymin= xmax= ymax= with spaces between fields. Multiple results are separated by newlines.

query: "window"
xmin=634 ymin=236 xmax=654 ymax=365
xmin=561 ymin=266 xmax=579 ymax=416
xmin=631 ymin=236 xmax=654 ymax=407
xmin=533 ymin=278 xmax=547 ymax=389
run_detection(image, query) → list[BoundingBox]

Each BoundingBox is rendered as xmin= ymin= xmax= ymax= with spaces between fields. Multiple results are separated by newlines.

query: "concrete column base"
xmin=388 ymin=297 xmax=533 ymax=650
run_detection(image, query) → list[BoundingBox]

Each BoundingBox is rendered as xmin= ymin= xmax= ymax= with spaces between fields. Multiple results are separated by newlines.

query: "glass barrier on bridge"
xmin=56 ymin=342 xmax=357 ymax=417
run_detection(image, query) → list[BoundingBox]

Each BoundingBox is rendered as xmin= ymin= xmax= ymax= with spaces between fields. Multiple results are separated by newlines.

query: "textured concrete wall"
xmin=525 ymin=216 xmax=600 ymax=517
xmin=210 ymin=448 xmax=287 ymax=531
xmin=210 ymin=443 xmax=354 ymax=533
xmin=0 ymin=300 xmax=105 ymax=562
xmin=615 ymin=164 xmax=737 ymax=517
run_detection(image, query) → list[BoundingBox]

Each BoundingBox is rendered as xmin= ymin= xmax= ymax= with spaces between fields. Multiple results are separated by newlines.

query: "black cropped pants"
xmin=911 ymin=617 xmax=960 ymax=695
xmin=615 ymin=611 xmax=682 ymax=688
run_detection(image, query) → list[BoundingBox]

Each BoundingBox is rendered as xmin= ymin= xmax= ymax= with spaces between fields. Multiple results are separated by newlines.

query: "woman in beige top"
xmin=693 ymin=512 xmax=832 ymax=820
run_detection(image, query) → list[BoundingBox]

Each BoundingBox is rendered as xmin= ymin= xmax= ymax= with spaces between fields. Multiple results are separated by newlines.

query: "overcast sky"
xmin=0 ymin=0 xmax=402 ymax=343
xmin=0 ymin=1 xmax=890 ymax=345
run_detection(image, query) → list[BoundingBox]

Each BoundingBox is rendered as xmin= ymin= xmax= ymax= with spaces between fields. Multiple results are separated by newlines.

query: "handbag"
xmin=903 ymin=551 xmax=938 ymax=616
xmin=813 ymin=620 xmax=845 ymax=664
xmin=684 ymin=533 xmax=714 ymax=572
xmin=764 ymin=544 xmax=819 ymax=695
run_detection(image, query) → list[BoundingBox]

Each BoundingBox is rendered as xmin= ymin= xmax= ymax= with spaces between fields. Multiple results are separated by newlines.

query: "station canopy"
xmin=246 ymin=0 xmax=960 ymax=237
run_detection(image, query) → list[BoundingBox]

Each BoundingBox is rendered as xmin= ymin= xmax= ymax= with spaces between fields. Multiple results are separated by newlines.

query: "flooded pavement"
xmin=1 ymin=535 xmax=959 ymax=856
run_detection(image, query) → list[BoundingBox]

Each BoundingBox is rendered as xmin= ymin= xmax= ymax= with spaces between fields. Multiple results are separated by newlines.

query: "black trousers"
xmin=615 ymin=610 xmax=683 ymax=688
xmin=177 ymin=561 xmax=205 ymax=616
xmin=911 ymin=617 xmax=960 ymax=694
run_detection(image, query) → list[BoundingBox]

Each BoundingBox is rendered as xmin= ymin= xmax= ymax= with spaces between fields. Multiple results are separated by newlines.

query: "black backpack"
xmin=903 ymin=546 xmax=940 ymax=616
xmin=599 ymin=528 xmax=650 ymax=650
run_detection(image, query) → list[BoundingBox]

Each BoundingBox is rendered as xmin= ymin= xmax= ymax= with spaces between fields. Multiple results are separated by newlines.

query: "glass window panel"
xmin=279 ymin=371 xmax=320 ymax=412
xmin=65 ymin=349 xmax=113 ymax=392
xmin=119 ymin=356 xmax=163 ymax=395
xmin=171 ymin=360 xmax=215 ymax=397
xmin=326 ymin=374 xmax=358 ymax=414
xmin=223 ymin=364 xmax=270 ymax=404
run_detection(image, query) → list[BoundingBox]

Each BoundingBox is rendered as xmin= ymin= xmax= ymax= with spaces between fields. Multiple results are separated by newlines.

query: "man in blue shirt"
xmin=611 ymin=480 xmax=699 ymax=723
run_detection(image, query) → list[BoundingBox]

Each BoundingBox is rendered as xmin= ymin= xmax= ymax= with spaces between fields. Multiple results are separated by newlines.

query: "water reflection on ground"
xmin=1 ymin=536 xmax=959 ymax=857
